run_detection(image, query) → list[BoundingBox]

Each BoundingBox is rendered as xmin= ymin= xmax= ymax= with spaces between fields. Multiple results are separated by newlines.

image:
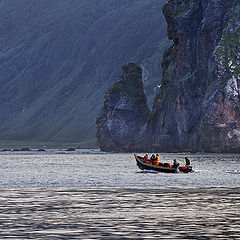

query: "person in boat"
xmin=172 ymin=159 xmax=180 ymax=169
xmin=150 ymin=154 xmax=156 ymax=164
xmin=143 ymin=154 xmax=151 ymax=164
xmin=152 ymin=154 xmax=160 ymax=166
xmin=185 ymin=157 xmax=191 ymax=167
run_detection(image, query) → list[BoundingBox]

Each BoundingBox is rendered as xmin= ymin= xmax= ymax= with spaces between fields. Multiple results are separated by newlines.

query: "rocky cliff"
xmin=97 ymin=0 xmax=240 ymax=153
xmin=96 ymin=63 xmax=150 ymax=151
xmin=148 ymin=0 xmax=240 ymax=152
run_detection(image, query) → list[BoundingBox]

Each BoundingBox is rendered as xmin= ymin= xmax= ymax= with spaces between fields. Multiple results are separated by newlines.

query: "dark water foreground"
xmin=0 ymin=187 xmax=239 ymax=239
xmin=0 ymin=152 xmax=239 ymax=239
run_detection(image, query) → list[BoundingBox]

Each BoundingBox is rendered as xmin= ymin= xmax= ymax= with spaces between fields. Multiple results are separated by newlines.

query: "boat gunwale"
xmin=134 ymin=154 xmax=194 ymax=173
xmin=134 ymin=154 xmax=177 ymax=173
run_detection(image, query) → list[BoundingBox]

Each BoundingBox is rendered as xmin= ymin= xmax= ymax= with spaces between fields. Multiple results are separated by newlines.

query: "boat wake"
xmin=141 ymin=169 xmax=160 ymax=174
xmin=192 ymin=169 xmax=202 ymax=173
xmin=226 ymin=169 xmax=240 ymax=174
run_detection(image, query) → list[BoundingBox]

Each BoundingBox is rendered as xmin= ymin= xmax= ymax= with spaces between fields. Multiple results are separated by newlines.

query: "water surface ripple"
xmin=0 ymin=152 xmax=239 ymax=188
xmin=0 ymin=188 xmax=240 ymax=239
xmin=0 ymin=152 xmax=239 ymax=239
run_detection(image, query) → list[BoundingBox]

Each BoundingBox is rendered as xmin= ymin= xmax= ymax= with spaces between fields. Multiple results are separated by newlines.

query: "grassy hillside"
xmin=0 ymin=0 xmax=170 ymax=144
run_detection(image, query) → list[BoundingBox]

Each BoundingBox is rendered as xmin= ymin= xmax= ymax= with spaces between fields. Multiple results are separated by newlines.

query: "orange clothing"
xmin=153 ymin=156 xmax=160 ymax=165
xmin=144 ymin=155 xmax=151 ymax=164
xmin=164 ymin=163 xmax=172 ymax=168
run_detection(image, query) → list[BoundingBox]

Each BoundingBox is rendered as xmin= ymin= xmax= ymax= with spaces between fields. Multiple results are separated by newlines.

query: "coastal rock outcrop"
xmin=146 ymin=0 xmax=240 ymax=152
xmin=96 ymin=63 xmax=150 ymax=151
xmin=97 ymin=0 xmax=240 ymax=153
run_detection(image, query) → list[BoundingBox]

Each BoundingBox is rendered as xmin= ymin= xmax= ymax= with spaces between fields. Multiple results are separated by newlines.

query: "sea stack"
xmin=96 ymin=63 xmax=150 ymax=152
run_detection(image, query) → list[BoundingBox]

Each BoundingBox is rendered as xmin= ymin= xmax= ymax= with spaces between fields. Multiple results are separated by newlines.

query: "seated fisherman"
xmin=144 ymin=154 xmax=151 ymax=164
xmin=153 ymin=154 xmax=160 ymax=166
xmin=150 ymin=154 xmax=156 ymax=164
xmin=172 ymin=159 xmax=180 ymax=169
xmin=185 ymin=157 xmax=191 ymax=167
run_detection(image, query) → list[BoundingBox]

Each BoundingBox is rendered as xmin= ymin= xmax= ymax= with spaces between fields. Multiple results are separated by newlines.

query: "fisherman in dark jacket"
xmin=185 ymin=157 xmax=190 ymax=167
xmin=172 ymin=159 xmax=180 ymax=169
xmin=150 ymin=154 xmax=156 ymax=164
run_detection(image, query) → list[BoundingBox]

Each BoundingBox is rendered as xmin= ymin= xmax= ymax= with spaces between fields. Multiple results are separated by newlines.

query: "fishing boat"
xmin=134 ymin=154 xmax=194 ymax=173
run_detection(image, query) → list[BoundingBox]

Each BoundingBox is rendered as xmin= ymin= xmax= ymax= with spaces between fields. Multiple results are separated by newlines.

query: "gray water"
xmin=0 ymin=151 xmax=240 ymax=239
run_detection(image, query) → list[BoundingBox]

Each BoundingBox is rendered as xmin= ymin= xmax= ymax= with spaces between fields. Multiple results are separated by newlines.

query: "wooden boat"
xmin=134 ymin=154 xmax=194 ymax=173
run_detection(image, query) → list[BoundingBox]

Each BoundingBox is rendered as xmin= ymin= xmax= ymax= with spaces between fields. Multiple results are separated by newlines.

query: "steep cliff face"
xmin=96 ymin=63 xmax=150 ymax=151
xmin=148 ymin=0 xmax=240 ymax=152
xmin=97 ymin=0 xmax=240 ymax=153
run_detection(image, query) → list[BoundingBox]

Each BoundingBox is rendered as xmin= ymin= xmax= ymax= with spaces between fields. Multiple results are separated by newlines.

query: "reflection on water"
xmin=0 ymin=152 xmax=239 ymax=238
xmin=0 ymin=188 xmax=240 ymax=239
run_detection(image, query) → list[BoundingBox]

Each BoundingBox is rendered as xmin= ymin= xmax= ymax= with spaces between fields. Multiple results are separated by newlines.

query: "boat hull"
xmin=134 ymin=154 xmax=193 ymax=173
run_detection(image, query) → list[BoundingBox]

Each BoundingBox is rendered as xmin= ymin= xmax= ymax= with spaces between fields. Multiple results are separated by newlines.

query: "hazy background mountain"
xmin=0 ymin=0 xmax=170 ymax=146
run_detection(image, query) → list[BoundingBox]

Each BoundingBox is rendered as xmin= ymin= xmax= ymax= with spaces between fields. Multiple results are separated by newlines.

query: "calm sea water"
xmin=0 ymin=150 xmax=240 ymax=239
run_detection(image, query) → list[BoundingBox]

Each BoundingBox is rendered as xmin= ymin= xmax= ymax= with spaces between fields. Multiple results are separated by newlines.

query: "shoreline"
xmin=0 ymin=140 xmax=98 ymax=150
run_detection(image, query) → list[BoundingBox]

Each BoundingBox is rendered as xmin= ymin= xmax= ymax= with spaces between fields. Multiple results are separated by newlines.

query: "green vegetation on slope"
xmin=215 ymin=4 xmax=240 ymax=86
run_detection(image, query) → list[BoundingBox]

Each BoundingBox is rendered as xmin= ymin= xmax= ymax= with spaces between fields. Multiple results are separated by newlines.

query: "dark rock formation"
xmin=144 ymin=0 xmax=240 ymax=152
xmin=37 ymin=149 xmax=46 ymax=152
xmin=66 ymin=147 xmax=75 ymax=152
xmin=146 ymin=0 xmax=240 ymax=152
xmin=20 ymin=147 xmax=31 ymax=151
xmin=97 ymin=0 xmax=240 ymax=153
xmin=1 ymin=149 xmax=11 ymax=152
xmin=96 ymin=63 xmax=150 ymax=151
xmin=12 ymin=149 xmax=20 ymax=152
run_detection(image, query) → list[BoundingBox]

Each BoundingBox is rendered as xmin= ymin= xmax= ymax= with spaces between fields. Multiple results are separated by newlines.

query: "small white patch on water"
xmin=227 ymin=169 xmax=240 ymax=174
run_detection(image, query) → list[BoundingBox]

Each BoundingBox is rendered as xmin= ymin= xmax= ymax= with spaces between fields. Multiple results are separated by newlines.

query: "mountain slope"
xmin=0 ymin=0 xmax=169 ymax=144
